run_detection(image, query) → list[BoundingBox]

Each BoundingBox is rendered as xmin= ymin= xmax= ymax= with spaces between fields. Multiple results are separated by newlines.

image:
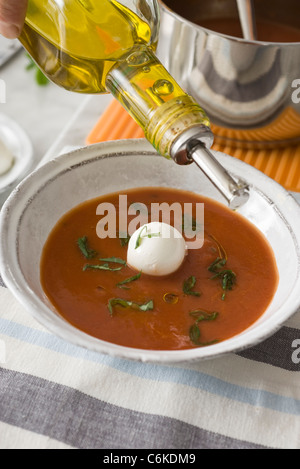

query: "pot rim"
xmin=159 ymin=0 xmax=300 ymax=46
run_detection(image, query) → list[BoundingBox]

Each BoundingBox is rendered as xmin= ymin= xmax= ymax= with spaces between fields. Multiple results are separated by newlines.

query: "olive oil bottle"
xmin=20 ymin=0 xmax=210 ymax=157
xmin=20 ymin=0 xmax=160 ymax=94
xmin=20 ymin=0 xmax=249 ymax=206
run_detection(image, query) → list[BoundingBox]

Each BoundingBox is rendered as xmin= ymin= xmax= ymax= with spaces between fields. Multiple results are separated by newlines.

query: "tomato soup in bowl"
xmin=40 ymin=186 xmax=278 ymax=351
xmin=0 ymin=140 xmax=300 ymax=362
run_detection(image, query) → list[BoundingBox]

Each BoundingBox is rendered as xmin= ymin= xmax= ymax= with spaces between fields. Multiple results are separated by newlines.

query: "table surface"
xmin=0 ymin=45 xmax=299 ymax=450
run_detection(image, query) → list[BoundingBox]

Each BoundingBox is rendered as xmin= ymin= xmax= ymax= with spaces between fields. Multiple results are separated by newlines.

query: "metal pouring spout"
xmin=170 ymin=126 xmax=250 ymax=210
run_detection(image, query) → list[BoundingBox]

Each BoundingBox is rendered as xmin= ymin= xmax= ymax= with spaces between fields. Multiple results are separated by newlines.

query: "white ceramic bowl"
xmin=0 ymin=139 xmax=300 ymax=363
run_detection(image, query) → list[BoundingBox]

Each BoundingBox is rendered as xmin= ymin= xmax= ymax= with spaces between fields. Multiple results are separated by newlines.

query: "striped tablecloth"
xmin=1 ymin=97 xmax=300 ymax=450
xmin=0 ymin=271 xmax=299 ymax=449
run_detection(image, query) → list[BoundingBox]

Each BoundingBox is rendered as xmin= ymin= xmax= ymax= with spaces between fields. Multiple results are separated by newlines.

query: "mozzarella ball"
xmin=127 ymin=222 xmax=187 ymax=276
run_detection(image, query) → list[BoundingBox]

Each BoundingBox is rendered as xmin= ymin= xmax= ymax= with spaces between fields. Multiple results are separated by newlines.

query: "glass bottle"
xmin=19 ymin=0 xmax=210 ymax=156
xmin=20 ymin=0 xmax=248 ymax=207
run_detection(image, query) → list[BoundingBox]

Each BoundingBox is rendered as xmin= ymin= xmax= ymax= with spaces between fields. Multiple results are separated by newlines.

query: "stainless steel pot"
xmin=157 ymin=0 xmax=300 ymax=149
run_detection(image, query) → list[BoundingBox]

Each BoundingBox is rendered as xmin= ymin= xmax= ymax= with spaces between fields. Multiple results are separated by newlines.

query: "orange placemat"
xmin=86 ymin=99 xmax=300 ymax=193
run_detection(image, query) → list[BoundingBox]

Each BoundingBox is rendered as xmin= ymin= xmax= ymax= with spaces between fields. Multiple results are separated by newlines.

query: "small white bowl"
xmin=0 ymin=139 xmax=300 ymax=363
xmin=0 ymin=113 xmax=33 ymax=193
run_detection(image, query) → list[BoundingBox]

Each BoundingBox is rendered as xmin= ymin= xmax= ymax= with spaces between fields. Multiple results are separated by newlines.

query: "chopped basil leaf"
xmin=189 ymin=308 xmax=219 ymax=346
xmin=99 ymin=257 xmax=126 ymax=265
xmin=183 ymin=275 xmax=201 ymax=297
xmin=83 ymin=263 xmax=123 ymax=272
xmin=119 ymin=232 xmax=131 ymax=247
xmin=209 ymin=256 xmax=236 ymax=300
xmin=208 ymin=257 xmax=227 ymax=273
xmin=189 ymin=323 xmax=201 ymax=344
xmin=135 ymin=226 xmax=148 ymax=249
xmin=189 ymin=324 xmax=219 ymax=346
xmin=77 ymin=236 xmax=97 ymax=259
xmin=116 ymin=272 xmax=142 ymax=288
xmin=108 ymin=298 xmax=154 ymax=316
xmin=135 ymin=226 xmax=161 ymax=249
xmin=138 ymin=300 xmax=154 ymax=311
xmin=189 ymin=310 xmax=219 ymax=322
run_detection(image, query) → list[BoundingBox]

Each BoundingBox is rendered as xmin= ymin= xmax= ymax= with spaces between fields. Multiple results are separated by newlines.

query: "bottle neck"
xmin=105 ymin=45 xmax=212 ymax=159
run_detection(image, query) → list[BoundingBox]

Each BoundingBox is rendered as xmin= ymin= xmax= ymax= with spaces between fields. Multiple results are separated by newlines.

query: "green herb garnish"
xmin=208 ymin=257 xmax=227 ymax=273
xmin=208 ymin=257 xmax=236 ymax=300
xmin=135 ymin=226 xmax=161 ymax=249
xmin=83 ymin=256 xmax=126 ymax=271
xmin=189 ymin=324 xmax=219 ymax=347
xmin=147 ymin=232 xmax=161 ymax=238
xmin=135 ymin=226 xmax=147 ymax=249
xmin=183 ymin=275 xmax=201 ymax=297
xmin=99 ymin=257 xmax=126 ymax=265
xmin=116 ymin=272 xmax=142 ymax=288
xmin=83 ymin=263 xmax=123 ymax=272
xmin=189 ymin=310 xmax=219 ymax=322
xmin=108 ymin=298 xmax=154 ymax=316
xmin=220 ymin=270 xmax=236 ymax=297
xmin=77 ymin=236 xmax=97 ymax=259
xmin=207 ymin=234 xmax=236 ymax=300
xmin=119 ymin=234 xmax=131 ymax=247
xmin=189 ymin=309 xmax=219 ymax=346
xmin=188 ymin=309 xmax=219 ymax=346
xmin=189 ymin=323 xmax=201 ymax=344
